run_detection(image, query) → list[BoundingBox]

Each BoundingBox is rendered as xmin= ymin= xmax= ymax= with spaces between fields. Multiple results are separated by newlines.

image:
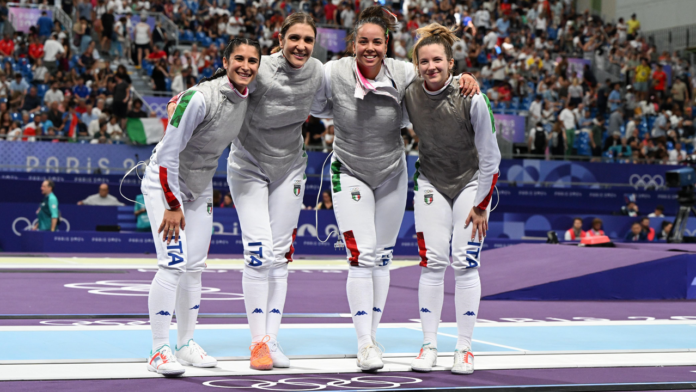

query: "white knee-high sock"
xmin=347 ymin=266 xmax=374 ymax=349
xmin=243 ymin=266 xmax=269 ymax=343
xmin=266 ymin=263 xmax=288 ymax=341
xmin=418 ymin=267 xmax=446 ymax=349
xmin=371 ymin=264 xmax=390 ymax=341
xmin=175 ymin=271 xmax=202 ymax=348
xmin=454 ymin=269 xmax=481 ymax=351
xmin=149 ymin=268 xmax=182 ymax=351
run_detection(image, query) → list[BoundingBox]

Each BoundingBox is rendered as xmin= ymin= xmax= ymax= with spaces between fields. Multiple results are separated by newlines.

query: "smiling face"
xmin=354 ymin=23 xmax=387 ymax=78
xmin=280 ymin=23 xmax=315 ymax=68
xmin=417 ymin=43 xmax=453 ymax=91
xmin=223 ymin=44 xmax=260 ymax=92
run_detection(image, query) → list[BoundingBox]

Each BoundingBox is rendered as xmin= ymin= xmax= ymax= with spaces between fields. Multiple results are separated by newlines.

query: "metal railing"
xmin=646 ymin=24 xmax=696 ymax=53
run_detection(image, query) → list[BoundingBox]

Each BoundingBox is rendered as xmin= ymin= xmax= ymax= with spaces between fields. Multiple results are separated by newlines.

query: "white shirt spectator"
xmin=452 ymin=40 xmax=467 ymax=60
xmin=43 ymin=39 xmax=65 ymax=62
xmin=559 ymin=108 xmax=576 ymax=130
xmin=529 ymin=99 xmax=543 ymax=124
xmin=341 ymin=8 xmax=355 ymax=28
xmin=44 ymin=88 xmax=64 ymax=104
xmin=226 ymin=16 xmax=244 ymax=36
xmin=483 ymin=30 xmax=498 ymax=50
xmin=474 ymin=9 xmax=490 ymax=28
xmin=491 ymin=57 xmax=506 ymax=81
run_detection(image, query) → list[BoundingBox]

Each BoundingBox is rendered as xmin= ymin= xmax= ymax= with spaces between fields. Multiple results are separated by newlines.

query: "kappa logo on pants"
xmin=350 ymin=187 xmax=361 ymax=202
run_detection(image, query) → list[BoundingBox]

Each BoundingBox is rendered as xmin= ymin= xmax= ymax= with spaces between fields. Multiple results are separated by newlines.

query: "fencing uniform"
xmin=142 ymin=76 xmax=248 ymax=364
xmin=227 ymin=52 xmax=324 ymax=354
xmin=311 ymin=57 xmax=414 ymax=355
xmin=404 ymin=75 xmax=500 ymax=365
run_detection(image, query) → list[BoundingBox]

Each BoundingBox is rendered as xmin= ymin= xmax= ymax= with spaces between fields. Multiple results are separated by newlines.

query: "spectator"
xmin=34 ymin=179 xmax=59 ymax=232
xmin=134 ymin=12 xmax=152 ymax=68
xmin=640 ymin=217 xmax=655 ymax=241
xmin=671 ymin=77 xmax=689 ymax=112
xmin=37 ymin=11 xmax=54 ymax=39
xmin=303 ymin=116 xmax=325 ymax=147
xmin=9 ymin=73 xmax=29 ymax=95
xmin=48 ymin=101 xmax=64 ymax=131
xmin=608 ymin=107 xmax=623 ymax=135
xmin=626 ymin=13 xmax=640 ymax=40
xmin=112 ymin=73 xmax=130 ymax=121
xmin=78 ymin=183 xmax=124 ymax=206
xmin=151 ymin=58 xmax=169 ymax=91
xmin=558 ymin=102 xmax=577 ymax=156
xmin=315 ymin=190 xmax=334 ymax=210
xmin=490 ymin=53 xmax=506 ymax=85
xmin=106 ymin=115 xmax=123 ymax=142
xmin=586 ymin=218 xmax=605 ymax=237
xmin=590 ymin=116 xmax=605 ymax=159
xmin=658 ymin=221 xmax=672 ymax=240
xmin=73 ymin=77 xmax=91 ymax=99
xmin=668 ymin=142 xmax=687 ymax=164
xmin=564 ymin=218 xmax=586 ymax=241
xmin=652 ymin=64 xmax=667 ymax=100
xmin=608 ymin=83 xmax=622 ymax=113
xmin=0 ymin=33 xmax=13 ymax=57
xmin=28 ymin=36 xmax=44 ymax=63
xmin=625 ymin=221 xmax=647 ymax=242
xmin=134 ymin=194 xmax=151 ymax=232
xmin=634 ymin=58 xmax=650 ymax=101
xmin=621 ymin=201 xmax=639 ymax=217
xmin=220 ymin=193 xmax=234 ymax=208
xmin=127 ymin=98 xmax=149 ymax=118
xmin=609 ymin=137 xmax=632 ymax=161
xmin=43 ymin=33 xmax=65 ymax=75
xmin=21 ymin=86 xmax=42 ymax=113
xmin=647 ymin=205 xmax=665 ymax=218
xmin=528 ymin=122 xmax=547 ymax=156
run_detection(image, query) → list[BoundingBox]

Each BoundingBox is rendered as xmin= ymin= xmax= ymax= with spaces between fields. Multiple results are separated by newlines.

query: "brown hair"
xmin=348 ymin=6 xmax=397 ymax=43
xmin=412 ymin=23 xmax=459 ymax=69
xmin=271 ymin=12 xmax=317 ymax=54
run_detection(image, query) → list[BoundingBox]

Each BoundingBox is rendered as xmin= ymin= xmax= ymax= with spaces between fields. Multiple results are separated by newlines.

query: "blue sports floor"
xmin=4 ymin=322 xmax=696 ymax=361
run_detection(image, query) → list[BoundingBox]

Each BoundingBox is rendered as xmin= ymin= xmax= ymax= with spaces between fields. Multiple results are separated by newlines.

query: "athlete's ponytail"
xmin=348 ymin=6 xmax=398 ymax=43
xmin=412 ymin=23 xmax=459 ymax=70
xmin=271 ymin=12 xmax=317 ymax=55
xmin=198 ymin=38 xmax=262 ymax=85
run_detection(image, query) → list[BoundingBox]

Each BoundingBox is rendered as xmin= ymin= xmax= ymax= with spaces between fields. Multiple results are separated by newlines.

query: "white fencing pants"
xmin=413 ymin=172 xmax=486 ymax=351
xmin=330 ymin=155 xmax=407 ymax=348
xmin=141 ymin=163 xmax=213 ymax=350
xmin=228 ymin=153 xmax=306 ymax=342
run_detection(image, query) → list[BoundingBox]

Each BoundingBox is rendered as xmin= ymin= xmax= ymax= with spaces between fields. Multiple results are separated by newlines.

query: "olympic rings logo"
xmin=629 ymin=174 xmax=664 ymax=190
xmin=64 ymin=280 xmax=244 ymax=300
xmin=12 ymin=216 xmax=71 ymax=236
xmin=203 ymin=376 xmax=423 ymax=390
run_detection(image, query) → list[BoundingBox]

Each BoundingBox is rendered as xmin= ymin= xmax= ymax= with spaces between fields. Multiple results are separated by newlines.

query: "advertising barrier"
xmin=2 ymin=202 xmax=687 ymax=254
xmin=9 ymin=8 xmax=53 ymax=33
xmin=493 ymin=114 xmax=526 ymax=143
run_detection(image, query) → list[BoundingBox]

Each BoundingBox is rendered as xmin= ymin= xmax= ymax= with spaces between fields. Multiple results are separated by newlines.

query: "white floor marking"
xmin=2 ymin=352 xmax=696 ymax=381
xmin=404 ymin=326 xmax=528 ymax=352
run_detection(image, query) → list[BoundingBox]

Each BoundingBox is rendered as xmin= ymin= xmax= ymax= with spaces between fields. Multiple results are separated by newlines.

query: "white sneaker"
xmin=356 ymin=344 xmax=384 ymax=371
xmin=411 ymin=344 xmax=438 ymax=372
xmin=371 ymin=337 xmax=384 ymax=360
xmin=175 ymin=339 xmax=217 ymax=368
xmin=147 ymin=345 xmax=185 ymax=376
xmin=451 ymin=348 xmax=474 ymax=375
xmin=268 ymin=339 xmax=290 ymax=368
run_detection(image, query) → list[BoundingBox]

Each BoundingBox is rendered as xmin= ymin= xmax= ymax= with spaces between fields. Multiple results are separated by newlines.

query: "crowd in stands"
xmin=0 ymin=0 xmax=695 ymax=167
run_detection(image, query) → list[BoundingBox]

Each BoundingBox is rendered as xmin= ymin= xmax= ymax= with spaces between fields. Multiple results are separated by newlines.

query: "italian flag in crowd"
xmin=126 ymin=118 xmax=170 ymax=144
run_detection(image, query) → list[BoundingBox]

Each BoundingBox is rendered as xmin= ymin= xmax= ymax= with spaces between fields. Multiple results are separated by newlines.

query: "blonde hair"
xmin=412 ymin=23 xmax=459 ymax=70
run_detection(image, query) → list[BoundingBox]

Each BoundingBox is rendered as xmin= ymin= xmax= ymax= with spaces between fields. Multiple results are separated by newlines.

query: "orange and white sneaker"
xmin=451 ymin=348 xmax=474 ymax=375
xmin=249 ymin=336 xmax=273 ymax=370
xmin=175 ymin=339 xmax=217 ymax=368
xmin=411 ymin=344 xmax=438 ymax=372
xmin=147 ymin=345 xmax=185 ymax=376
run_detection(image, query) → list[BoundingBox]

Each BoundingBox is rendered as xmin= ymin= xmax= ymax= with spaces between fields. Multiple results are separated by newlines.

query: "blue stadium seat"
xmin=195 ymin=31 xmax=207 ymax=43
xmin=37 ymin=84 xmax=48 ymax=98
xmin=575 ymin=132 xmax=591 ymax=156
xmin=527 ymin=81 xmax=535 ymax=93
xmin=18 ymin=57 xmax=28 ymax=67
xmin=165 ymin=78 xmax=171 ymax=91
xmin=511 ymin=97 xmax=520 ymax=110
xmin=180 ymin=30 xmax=194 ymax=41
xmin=10 ymin=112 xmax=21 ymax=124
xmin=547 ymin=26 xmax=558 ymax=40
xmin=687 ymin=144 xmax=695 ymax=154
xmin=200 ymin=36 xmax=213 ymax=47
xmin=215 ymin=37 xmax=227 ymax=47
xmin=201 ymin=67 xmax=213 ymax=78
xmin=619 ymin=125 xmax=626 ymax=137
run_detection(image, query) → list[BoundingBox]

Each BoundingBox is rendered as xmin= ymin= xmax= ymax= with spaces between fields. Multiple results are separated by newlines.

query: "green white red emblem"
xmin=351 ymin=187 xmax=361 ymax=202
xmin=424 ymin=190 xmax=434 ymax=205
xmin=293 ymin=180 xmax=301 ymax=197
xmin=206 ymin=198 xmax=213 ymax=215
